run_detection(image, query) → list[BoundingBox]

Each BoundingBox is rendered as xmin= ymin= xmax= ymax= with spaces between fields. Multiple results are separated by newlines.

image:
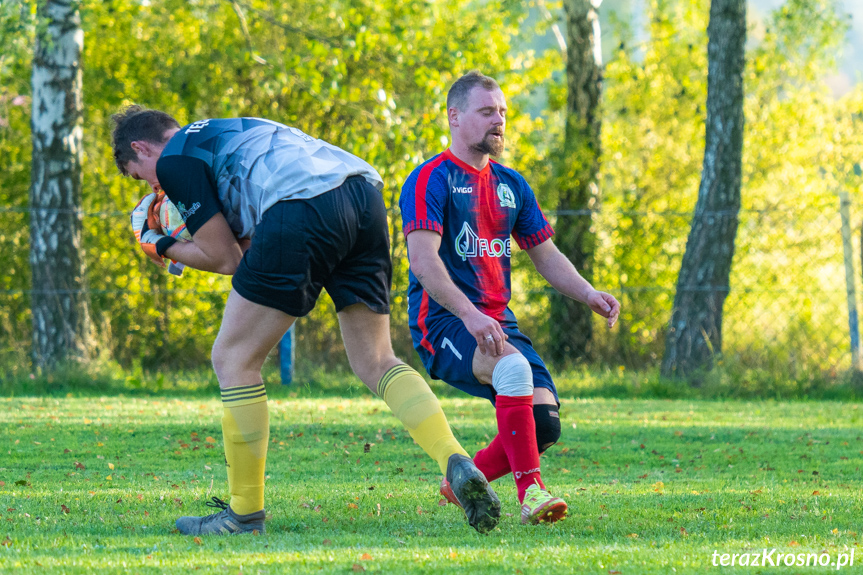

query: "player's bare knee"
xmin=534 ymin=404 xmax=561 ymax=454
xmin=211 ymin=348 xmax=232 ymax=384
xmin=491 ymin=353 xmax=533 ymax=397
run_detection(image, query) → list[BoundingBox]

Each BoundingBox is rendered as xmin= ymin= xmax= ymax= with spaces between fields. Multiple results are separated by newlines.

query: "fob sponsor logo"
xmin=455 ymin=222 xmax=511 ymax=261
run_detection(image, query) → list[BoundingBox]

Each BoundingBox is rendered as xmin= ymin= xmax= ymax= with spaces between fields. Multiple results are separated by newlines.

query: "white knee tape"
xmin=492 ymin=353 xmax=533 ymax=397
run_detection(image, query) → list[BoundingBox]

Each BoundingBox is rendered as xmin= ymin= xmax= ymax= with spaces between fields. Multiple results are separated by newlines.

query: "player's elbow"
xmin=408 ymin=252 xmax=432 ymax=279
xmin=215 ymin=253 xmax=242 ymax=275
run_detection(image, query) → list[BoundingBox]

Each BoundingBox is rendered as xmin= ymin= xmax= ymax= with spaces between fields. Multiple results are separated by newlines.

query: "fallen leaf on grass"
xmin=0 ymin=536 xmax=11 ymax=547
xmin=205 ymin=437 xmax=216 ymax=444
xmin=193 ymin=537 xmax=203 ymax=545
xmin=789 ymin=540 xmax=799 ymax=546
xmin=360 ymin=553 xmax=372 ymax=560
xmin=61 ymin=505 xmax=70 ymax=514
xmin=625 ymin=533 xmax=638 ymax=538
xmin=352 ymin=565 xmax=365 ymax=572
xmin=74 ymin=462 xmax=85 ymax=470
xmin=449 ymin=552 xmax=457 ymax=559
xmin=609 ymin=571 xmax=622 ymax=574
xmin=322 ymin=539 xmax=331 ymax=546
xmin=438 ymin=499 xmax=447 ymax=506
xmin=813 ymin=491 xmax=820 ymax=495
xmin=108 ymin=463 xmax=114 ymax=470
xmin=347 ymin=503 xmax=358 ymax=509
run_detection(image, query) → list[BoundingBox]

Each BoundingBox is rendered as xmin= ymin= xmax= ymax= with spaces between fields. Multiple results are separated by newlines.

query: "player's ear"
xmin=130 ymin=140 xmax=153 ymax=159
xmin=447 ymin=106 xmax=459 ymax=128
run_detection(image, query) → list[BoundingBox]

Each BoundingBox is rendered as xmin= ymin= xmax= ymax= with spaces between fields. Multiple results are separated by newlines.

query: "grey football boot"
xmin=175 ymin=497 xmax=265 ymax=535
xmin=445 ymin=453 xmax=501 ymax=533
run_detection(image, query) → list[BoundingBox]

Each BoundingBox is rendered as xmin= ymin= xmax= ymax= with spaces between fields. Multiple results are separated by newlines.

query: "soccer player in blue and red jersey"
xmin=400 ymin=71 xmax=621 ymax=524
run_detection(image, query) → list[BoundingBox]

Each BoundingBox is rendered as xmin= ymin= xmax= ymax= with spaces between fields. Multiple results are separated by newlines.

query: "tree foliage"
xmin=0 ymin=0 xmax=860 ymax=378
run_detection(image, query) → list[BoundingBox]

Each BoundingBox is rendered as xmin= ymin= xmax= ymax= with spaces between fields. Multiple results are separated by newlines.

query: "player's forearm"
xmin=411 ymin=257 xmax=479 ymax=320
xmin=163 ymin=240 xmax=242 ymax=275
xmin=529 ymin=243 xmax=596 ymax=304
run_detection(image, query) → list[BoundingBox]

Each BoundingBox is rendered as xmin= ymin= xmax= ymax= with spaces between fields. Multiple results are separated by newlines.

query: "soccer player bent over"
xmin=111 ymin=107 xmax=500 ymax=534
xmin=399 ymin=71 xmax=620 ymax=524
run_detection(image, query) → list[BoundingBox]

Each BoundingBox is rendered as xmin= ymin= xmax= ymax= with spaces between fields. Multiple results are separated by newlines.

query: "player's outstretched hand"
xmin=586 ymin=290 xmax=620 ymax=329
xmin=462 ymin=309 xmax=507 ymax=356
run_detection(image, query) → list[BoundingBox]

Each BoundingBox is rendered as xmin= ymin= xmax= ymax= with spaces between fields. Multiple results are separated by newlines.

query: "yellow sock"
xmin=220 ymin=383 xmax=268 ymax=515
xmin=378 ymin=364 xmax=468 ymax=474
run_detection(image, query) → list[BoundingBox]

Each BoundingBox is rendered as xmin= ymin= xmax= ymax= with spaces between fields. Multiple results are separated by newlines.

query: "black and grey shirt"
xmin=156 ymin=118 xmax=384 ymax=239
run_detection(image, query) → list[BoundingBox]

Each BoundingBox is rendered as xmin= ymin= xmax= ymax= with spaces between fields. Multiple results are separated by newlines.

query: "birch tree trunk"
xmin=548 ymin=0 xmax=602 ymax=367
xmin=30 ymin=0 xmax=90 ymax=369
xmin=661 ymin=0 xmax=745 ymax=379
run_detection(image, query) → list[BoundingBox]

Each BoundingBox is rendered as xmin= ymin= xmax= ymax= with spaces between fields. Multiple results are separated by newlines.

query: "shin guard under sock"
xmin=495 ymin=394 xmax=544 ymax=502
xmin=378 ymin=364 xmax=468 ymax=474
xmin=221 ymin=383 xmax=269 ymax=515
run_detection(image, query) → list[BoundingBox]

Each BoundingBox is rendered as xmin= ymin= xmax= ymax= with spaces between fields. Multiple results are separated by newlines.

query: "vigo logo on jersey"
xmin=455 ymin=222 xmax=511 ymax=261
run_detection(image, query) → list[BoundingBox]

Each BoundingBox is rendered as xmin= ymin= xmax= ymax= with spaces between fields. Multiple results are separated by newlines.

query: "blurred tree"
xmin=29 ymin=0 xmax=92 ymax=369
xmin=547 ymin=0 xmax=603 ymax=367
xmin=661 ymin=0 xmax=746 ymax=378
xmin=0 ymin=1 xmax=36 ymax=372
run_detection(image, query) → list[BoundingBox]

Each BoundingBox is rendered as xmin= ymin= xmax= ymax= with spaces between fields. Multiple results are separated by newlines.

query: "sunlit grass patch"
xmin=2 ymin=393 xmax=862 ymax=573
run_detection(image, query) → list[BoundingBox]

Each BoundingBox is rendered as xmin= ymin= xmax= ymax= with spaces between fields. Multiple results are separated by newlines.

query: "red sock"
xmin=495 ymin=395 xmax=544 ymax=502
xmin=473 ymin=434 xmax=511 ymax=482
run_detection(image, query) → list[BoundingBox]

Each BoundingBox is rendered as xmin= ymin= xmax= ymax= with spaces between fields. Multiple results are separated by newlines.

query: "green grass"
xmin=4 ymin=357 xmax=862 ymax=401
xmin=2 ymin=387 xmax=863 ymax=573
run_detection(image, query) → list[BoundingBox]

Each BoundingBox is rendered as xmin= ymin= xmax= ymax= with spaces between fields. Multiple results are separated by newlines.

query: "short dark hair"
xmin=111 ymin=105 xmax=180 ymax=175
xmin=446 ymin=70 xmax=500 ymax=112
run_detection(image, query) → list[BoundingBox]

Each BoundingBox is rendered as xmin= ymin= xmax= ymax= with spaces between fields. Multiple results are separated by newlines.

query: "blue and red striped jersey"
xmin=399 ymin=149 xmax=554 ymax=354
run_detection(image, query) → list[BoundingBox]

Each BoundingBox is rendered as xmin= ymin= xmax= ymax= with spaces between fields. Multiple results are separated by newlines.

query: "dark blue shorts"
xmin=415 ymin=315 xmax=558 ymax=406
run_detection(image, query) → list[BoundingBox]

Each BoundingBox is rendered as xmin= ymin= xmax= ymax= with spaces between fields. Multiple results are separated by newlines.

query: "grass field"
xmin=2 ymin=386 xmax=862 ymax=573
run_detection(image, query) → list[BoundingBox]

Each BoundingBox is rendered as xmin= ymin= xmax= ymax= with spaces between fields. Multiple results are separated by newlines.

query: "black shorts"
xmin=232 ymin=176 xmax=392 ymax=317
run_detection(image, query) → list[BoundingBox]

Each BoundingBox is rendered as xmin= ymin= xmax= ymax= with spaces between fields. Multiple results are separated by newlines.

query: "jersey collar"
xmin=444 ymin=148 xmax=492 ymax=176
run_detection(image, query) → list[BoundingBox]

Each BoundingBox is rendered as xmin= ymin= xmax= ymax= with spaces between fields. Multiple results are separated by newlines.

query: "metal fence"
xmin=0 ymin=196 xmax=859 ymax=376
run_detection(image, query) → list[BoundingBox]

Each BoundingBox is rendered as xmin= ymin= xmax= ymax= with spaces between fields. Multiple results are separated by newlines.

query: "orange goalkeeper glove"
xmin=130 ymin=192 xmax=177 ymax=268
